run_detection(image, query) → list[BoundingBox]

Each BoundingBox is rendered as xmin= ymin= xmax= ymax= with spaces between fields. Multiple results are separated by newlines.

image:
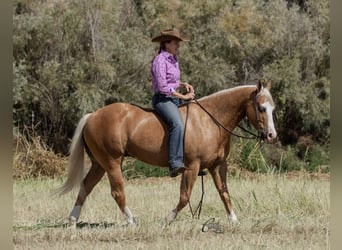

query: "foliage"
xmin=13 ymin=130 xmax=67 ymax=179
xmin=13 ymin=0 xmax=330 ymax=171
xmin=229 ymin=136 xmax=330 ymax=174
xmin=122 ymin=159 xmax=168 ymax=179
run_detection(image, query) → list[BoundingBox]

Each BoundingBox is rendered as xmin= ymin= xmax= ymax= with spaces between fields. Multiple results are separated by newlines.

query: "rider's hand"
xmin=181 ymin=82 xmax=195 ymax=94
xmin=183 ymin=92 xmax=195 ymax=100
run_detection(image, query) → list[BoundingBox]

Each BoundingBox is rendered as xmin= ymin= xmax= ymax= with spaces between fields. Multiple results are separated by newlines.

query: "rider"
xmin=151 ymin=28 xmax=195 ymax=177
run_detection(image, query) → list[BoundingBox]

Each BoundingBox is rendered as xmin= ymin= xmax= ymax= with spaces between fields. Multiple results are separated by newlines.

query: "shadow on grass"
xmin=73 ymin=221 xmax=118 ymax=229
xmin=13 ymin=220 xmax=119 ymax=231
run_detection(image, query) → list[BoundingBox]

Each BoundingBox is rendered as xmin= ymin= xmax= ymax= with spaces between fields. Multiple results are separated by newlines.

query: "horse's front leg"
xmin=209 ymin=161 xmax=238 ymax=223
xmin=165 ymin=166 xmax=199 ymax=224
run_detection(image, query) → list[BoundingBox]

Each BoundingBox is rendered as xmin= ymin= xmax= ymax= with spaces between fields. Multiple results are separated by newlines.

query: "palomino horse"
xmin=59 ymin=80 xmax=277 ymax=225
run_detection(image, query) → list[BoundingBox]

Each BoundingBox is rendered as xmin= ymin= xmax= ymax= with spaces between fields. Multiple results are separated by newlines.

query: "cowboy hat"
xmin=151 ymin=28 xmax=189 ymax=42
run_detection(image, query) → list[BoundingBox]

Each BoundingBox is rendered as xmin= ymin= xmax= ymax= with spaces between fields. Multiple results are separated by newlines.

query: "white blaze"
xmin=261 ymin=101 xmax=277 ymax=139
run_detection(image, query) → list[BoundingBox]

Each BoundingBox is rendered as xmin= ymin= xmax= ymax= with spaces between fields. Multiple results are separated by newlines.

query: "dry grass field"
xmin=13 ymin=173 xmax=329 ymax=249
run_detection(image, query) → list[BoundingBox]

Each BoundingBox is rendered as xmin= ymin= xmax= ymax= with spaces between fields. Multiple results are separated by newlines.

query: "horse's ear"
xmin=257 ymin=79 xmax=265 ymax=92
xmin=266 ymin=81 xmax=272 ymax=90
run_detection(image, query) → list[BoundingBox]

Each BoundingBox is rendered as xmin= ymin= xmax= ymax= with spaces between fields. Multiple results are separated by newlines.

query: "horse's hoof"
xmin=228 ymin=211 xmax=238 ymax=223
xmin=68 ymin=216 xmax=77 ymax=229
xmin=123 ymin=219 xmax=138 ymax=228
xmin=165 ymin=209 xmax=177 ymax=225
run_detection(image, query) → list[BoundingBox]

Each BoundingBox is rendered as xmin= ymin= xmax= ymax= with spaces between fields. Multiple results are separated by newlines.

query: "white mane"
xmin=199 ymin=85 xmax=256 ymax=101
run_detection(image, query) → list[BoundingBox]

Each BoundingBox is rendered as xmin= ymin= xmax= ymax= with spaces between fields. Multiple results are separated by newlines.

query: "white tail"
xmin=57 ymin=113 xmax=92 ymax=195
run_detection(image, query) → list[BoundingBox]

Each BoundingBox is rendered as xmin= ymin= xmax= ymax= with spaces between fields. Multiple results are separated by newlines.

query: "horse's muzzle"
xmin=260 ymin=131 xmax=267 ymax=141
xmin=260 ymin=130 xmax=277 ymax=143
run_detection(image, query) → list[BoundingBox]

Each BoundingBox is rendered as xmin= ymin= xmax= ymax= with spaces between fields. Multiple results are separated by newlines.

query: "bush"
xmin=13 ymin=132 xmax=329 ymax=179
xmin=13 ymin=0 xmax=330 ymax=173
xmin=13 ymin=131 xmax=67 ymax=179
xmin=13 ymin=131 xmax=169 ymax=180
xmin=236 ymin=140 xmax=270 ymax=173
xmin=270 ymin=145 xmax=306 ymax=172
xmin=298 ymin=143 xmax=330 ymax=173
xmin=122 ymin=159 xmax=168 ymax=179
xmin=229 ymin=136 xmax=329 ymax=174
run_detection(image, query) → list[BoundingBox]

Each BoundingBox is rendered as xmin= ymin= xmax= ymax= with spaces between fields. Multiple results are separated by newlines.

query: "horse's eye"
xmin=259 ymin=106 xmax=266 ymax=112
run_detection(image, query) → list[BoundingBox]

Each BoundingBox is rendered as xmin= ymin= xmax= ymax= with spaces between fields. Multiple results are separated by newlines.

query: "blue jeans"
xmin=152 ymin=93 xmax=184 ymax=168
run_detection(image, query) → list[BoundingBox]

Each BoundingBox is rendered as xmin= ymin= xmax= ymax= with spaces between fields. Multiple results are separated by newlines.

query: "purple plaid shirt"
xmin=151 ymin=50 xmax=180 ymax=97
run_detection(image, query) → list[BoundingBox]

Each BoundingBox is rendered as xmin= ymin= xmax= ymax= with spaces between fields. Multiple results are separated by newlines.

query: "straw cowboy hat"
xmin=151 ymin=28 xmax=189 ymax=42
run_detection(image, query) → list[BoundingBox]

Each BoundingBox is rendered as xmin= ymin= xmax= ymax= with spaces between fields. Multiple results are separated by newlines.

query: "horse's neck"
xmin=199 ymin=87 xmax=252 ymax=129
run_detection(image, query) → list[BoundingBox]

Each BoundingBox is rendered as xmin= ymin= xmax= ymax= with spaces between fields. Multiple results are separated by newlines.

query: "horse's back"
xmin=86 ymin=102 xmax=160 ymax=136
xmin=82 ymin=102 xmax=168 ymax=161
xmin=82 ymin=101 xmax=227 ymax=167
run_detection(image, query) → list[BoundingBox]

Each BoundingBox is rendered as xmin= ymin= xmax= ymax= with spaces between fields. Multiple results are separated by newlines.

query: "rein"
xmin=193 ymin=94 xmax=261 ymax=140
xmin=185 ymin=172 xmax=205 ymax=220
xmin=183 ymin=103 xmax=205 ymax=219
xmin=182 ymin=92 xmax=262 ymax=219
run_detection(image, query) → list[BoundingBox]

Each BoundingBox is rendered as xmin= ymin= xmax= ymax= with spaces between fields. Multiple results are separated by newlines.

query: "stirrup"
xmin=169 ymin=166 xmax=186 ymax=177
xmin=198 ymin=170 xmax=208 ymax=176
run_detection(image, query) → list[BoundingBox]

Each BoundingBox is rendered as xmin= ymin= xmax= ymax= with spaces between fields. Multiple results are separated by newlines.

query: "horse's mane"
xmin=198 ymin=85 xmax=256 ymax=102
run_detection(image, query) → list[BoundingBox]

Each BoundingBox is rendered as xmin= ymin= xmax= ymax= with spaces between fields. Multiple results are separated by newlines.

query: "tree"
xmin=13 ymin=0 xmax=330 ymax=157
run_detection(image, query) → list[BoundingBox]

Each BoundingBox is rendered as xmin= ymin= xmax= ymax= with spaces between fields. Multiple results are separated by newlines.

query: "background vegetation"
xmin=13 ymin=0 xmax=330 ymax=178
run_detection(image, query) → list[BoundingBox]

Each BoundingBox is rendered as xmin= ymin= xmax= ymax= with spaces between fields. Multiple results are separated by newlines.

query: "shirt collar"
xmin=160 ymin=50 xmax=178 ymax=63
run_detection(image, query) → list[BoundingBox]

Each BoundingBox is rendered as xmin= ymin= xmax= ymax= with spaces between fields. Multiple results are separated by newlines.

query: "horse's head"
xmin=246 ymin=80 xmax=277 ymax=143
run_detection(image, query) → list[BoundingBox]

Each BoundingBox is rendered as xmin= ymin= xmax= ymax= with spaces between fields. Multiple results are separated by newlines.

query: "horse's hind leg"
xmin=106 ymin=157 xmax=136 ymax=225
xmin=69 ymin=161 xmax=105 ymax=225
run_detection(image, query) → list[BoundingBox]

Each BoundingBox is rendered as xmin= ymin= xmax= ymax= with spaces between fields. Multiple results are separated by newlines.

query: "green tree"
xmin=13 ymin=0 xmax=330 ymax=165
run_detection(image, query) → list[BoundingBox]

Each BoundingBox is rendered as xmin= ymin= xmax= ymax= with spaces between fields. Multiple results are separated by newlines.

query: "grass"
xmin=13 ymin=174 xmax=329 ymax=249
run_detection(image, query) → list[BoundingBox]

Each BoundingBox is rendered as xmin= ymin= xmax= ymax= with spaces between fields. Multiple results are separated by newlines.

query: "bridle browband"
xmin=191 ymin=90 xmax=262 ymax=140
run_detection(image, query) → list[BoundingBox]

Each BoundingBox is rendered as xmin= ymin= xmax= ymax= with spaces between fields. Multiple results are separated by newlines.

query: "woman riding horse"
xmin=59 ymin=80 xmax=277 ymax=226
xmin=151 ymin=28 xmax=195 ymax=177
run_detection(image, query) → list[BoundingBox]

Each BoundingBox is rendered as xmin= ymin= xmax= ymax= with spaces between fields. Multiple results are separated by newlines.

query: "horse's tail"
xmin=57 ymin=113 xmax=92 ymax=196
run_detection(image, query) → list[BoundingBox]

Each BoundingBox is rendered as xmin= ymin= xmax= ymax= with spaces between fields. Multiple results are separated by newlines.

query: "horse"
xmin=58 ymin=80 xmax=277 ymax=226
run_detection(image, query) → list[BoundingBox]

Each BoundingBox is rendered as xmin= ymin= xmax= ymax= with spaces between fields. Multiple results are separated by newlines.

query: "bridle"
xmin=182 ymin=89 xmax=265 ymax=219
xmin=190 ymin=90 xmax=264 ymax=141
xmin=252 ymin=90 xmax=268 ymax=141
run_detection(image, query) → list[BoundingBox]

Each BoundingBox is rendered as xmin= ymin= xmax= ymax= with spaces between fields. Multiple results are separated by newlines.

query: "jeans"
xmin=152 ymin=93 xmax=184 ymax=168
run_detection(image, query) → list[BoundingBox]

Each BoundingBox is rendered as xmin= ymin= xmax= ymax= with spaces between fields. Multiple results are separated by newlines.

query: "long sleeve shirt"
xmin=151 ymin=50 xmax=180 ymax=97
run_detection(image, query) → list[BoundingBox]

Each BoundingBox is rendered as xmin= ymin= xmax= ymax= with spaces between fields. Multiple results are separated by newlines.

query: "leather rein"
xmin=188 ymin=90 xmax=262 ymax=140
xmin=182 ymin=90 xmax=263 ymax=220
